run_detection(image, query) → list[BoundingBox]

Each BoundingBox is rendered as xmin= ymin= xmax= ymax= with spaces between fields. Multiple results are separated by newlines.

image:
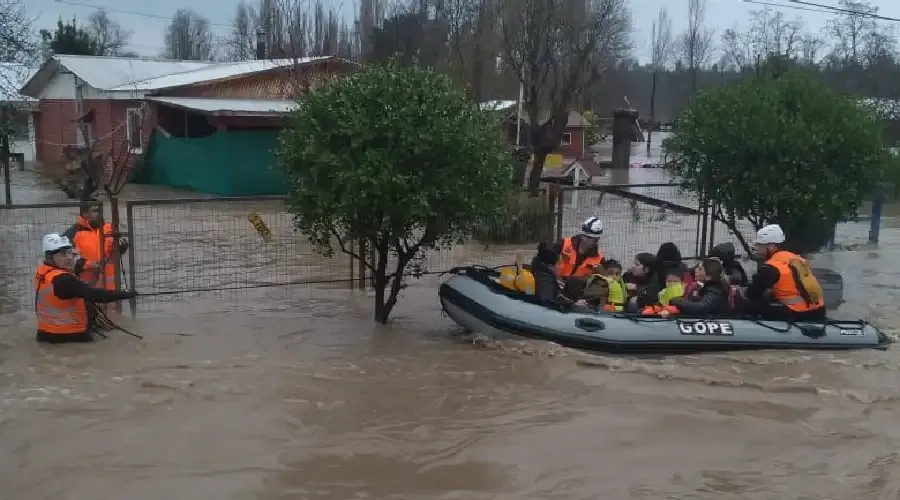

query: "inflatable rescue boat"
xmin=438 ymin=266 xmax=891 ymax=354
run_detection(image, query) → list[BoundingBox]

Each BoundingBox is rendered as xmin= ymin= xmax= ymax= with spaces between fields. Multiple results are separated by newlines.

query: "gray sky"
xmin=25 ymin=0 xmax=900 ymax=61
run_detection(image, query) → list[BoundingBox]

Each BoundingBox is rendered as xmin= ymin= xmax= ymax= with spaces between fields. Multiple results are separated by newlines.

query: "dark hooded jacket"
xmin=709 ymin=242 xmax=748 ymax=286
xmin=669 ymin=280 xmax=730 ymax=316
xmin=531 ymin=243 xmax=573 ymax=308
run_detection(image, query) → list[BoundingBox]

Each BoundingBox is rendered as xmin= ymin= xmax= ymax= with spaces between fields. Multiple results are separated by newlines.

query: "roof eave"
xmin=19 ymin=57 xmax=60 ymax=98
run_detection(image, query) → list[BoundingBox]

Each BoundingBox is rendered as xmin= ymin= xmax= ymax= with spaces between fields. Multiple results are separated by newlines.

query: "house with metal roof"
xmin=19 ymin=54 xmax=357 ymax=196
xmin=478 ymin=99 xmax=591 ymax=160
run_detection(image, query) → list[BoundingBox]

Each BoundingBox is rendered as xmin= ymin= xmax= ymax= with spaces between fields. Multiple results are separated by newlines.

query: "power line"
xmin=53 ymin=0 xmax=232 ymax=28
xmin=787 ymin=0 xmax=900 ymax=22
xmin=740 ymin=0 xmax=834 ymax=15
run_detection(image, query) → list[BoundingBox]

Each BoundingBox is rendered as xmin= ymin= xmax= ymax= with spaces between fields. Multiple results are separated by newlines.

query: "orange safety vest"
xmin=558 ymin=237 xmax=604 ymax=278
xmin=765 ymin=250 xmax=825 ymax=312
xmin=641 ymin=304 xmax=679 ymax=316
xmin=72 ymin=216 xmax=117 ymax=290
xmin=34 ymin=264 xmax=89 ymax=335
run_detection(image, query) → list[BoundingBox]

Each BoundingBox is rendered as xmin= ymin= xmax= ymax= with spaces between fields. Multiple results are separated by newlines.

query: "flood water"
xmin=3 ymin=167 xmax=900 ymax=500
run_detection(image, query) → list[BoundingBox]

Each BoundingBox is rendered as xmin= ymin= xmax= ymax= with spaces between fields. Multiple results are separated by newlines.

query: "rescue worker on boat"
xmin=742 ymin=224 xmax=826 ymax=321
xmin=62 ymin=201 xmax=129 ymax=290
xmin=554 ymin=216 xmax=606 ymax=301
xmin=35 ymin=233 xmax=137 ymax=344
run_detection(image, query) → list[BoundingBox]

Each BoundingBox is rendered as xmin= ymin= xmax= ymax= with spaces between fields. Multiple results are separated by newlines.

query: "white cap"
xmin=581 ymin=216 xmax=603 ymax=237
xmin=42 ymin=233 xmax=73 ymax=253
xmin=755 ymin=224 xmax=785 ymax=245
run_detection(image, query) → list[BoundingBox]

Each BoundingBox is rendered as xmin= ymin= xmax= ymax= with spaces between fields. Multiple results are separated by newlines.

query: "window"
xmin=126 ymin=108 xmax=143 ymax=153
xmin=561 ymin=132 xmax=572 ymax=146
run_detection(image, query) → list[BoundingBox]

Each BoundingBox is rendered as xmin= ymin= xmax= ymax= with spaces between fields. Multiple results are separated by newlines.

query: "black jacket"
xmin=669 ymin=280 xmax=730 ymax=316
xmin=530 ymin=257 xmax=565 ymax=307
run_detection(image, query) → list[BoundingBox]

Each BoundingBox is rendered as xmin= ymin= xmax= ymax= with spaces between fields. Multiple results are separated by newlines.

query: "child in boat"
xmin=662 ymin=258 xmax=731 ymax=317
xmin=582 ymin=259 xmax=627 ymax=312
xmin=641 ymin=270 xmax=686 ymax=315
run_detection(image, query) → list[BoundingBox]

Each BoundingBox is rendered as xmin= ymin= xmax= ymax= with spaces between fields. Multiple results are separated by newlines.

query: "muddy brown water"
xmin=3 ymin=168 xmax=900 ymax=499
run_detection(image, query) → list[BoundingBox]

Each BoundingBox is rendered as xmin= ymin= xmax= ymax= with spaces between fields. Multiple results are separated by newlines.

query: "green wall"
xmin=137 ymin=130 xmax=287 ymax=196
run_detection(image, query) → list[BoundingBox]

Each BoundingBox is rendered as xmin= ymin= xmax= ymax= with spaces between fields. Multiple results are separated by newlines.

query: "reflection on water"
xmin=1 ymin=168 xmax=900 ymax=499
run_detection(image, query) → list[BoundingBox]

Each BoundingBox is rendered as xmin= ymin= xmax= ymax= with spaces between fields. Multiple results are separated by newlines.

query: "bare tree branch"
xmin=163 ymin=9 xmax=214 ymax=60
xmin=87 ymin=8 xmax=132 ymax=56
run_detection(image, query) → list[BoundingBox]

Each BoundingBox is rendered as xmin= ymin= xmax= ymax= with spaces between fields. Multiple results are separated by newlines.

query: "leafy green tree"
xmin=278 ymin=64 xmax=513 ymax=323
xmin=40 ymin=17 xmax=101 ymax=57
xmin=664 ymin=62 xmax=888 ymax=254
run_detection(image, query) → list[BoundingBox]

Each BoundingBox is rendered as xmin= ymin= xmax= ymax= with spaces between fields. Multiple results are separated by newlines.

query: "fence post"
xmin=357 ymin=238 xmax=367 ymax=290
xmin=869 ymin=195 xmax=883 ymax=245
xmin=125 ymin=201 xmax=138 ymax=318
xmin=109 ymin=195 xmax=123 ymax=313
xmin=349 ymin=238 xmax=355 ymax=290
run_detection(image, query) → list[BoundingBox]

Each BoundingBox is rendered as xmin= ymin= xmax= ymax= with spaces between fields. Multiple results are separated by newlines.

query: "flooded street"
xmin=3 ymin=168 xmax=900 ymax=499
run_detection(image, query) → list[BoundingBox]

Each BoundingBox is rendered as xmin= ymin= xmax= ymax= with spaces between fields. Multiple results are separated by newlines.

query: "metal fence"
xmin=0 ymin=183 xmax=886 ymax=315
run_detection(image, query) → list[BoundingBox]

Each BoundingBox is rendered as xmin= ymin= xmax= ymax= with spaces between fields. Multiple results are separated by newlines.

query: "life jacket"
xmin=34 ymin=264 xmax=89 ymax=335
xmin=497 ymin=265 xmax=536 ymax=295
xmin=642 ymin=304 xmax=679 ymax=316
xmin=765 ymin=250 xmax=825 ymax=312
xmin=658 ymin=282 xmax=685 ymax=306
xmin=558 ymin=237 xmax=603 ymax=278
xmin=584 ymin=274 xmax=627 ymax=312
xmin=71 ymin=216 xmax=117 ymax=290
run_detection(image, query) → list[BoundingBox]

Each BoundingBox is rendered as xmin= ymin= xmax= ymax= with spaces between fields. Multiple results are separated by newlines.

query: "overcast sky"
xmin=25 ymin=0 xmax=900 ymax=61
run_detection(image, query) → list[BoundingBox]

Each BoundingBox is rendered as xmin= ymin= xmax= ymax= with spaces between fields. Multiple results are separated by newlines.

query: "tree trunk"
xmin=526 ymin=148 xmax=549 ymax=196
xmin=372 ymin=248 xmax=410 ymax=324
xmin=646 ymin=70 xmax=658 ymax=156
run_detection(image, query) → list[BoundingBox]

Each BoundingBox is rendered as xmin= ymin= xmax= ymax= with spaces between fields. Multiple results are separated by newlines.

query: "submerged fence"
xmin=0 ymin=182 xmax=884 ymax=314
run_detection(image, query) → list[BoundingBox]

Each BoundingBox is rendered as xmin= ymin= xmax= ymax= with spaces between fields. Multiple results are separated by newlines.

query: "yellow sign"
xmin=535 ymin=153 xmax=563 ymax=168
xmin=247 ymin=212 xmax=273 ymax=242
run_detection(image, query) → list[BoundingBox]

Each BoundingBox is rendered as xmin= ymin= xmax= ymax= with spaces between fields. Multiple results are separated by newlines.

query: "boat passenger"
xmin=641 ymin=270 xmax=686 ymax=316
xmin=531 ymin=242 xmax=587 ymax=310
xmin=652 ymin=242 xmax=694 ymax=290
xmin=34 ymin=233 xmax=137 ymax=344
xmin=663 ymin=258 xmax=731 ymax=317
xmin=582 ymin=259 xmax=627 ymax=312
xmin=623 ymin=252 xmax=656 ymax=311
xmin=554 ymin=216 xmax=607 ymax=280
xmin=709 ymin=242 xmax=748 ymax=286
xmin=742 ymin=224 xmax=826 ymax=321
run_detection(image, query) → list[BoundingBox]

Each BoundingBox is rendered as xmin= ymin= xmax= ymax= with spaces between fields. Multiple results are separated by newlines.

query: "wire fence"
xmin=0 ymin=183 xmax=885 ymax=314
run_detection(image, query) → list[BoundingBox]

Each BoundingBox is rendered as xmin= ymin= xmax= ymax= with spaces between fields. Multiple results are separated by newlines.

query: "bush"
xmin=472 ymin=194 xmax=553 ymax=245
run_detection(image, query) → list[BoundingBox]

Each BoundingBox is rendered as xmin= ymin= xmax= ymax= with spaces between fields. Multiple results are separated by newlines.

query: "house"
xmin=479 ymin=100 xmax=590 ymax=159
xmin=1 ymin=63 xmax=38 ymax=166
xmin=19 ymin=54 xmax=356 ymax=196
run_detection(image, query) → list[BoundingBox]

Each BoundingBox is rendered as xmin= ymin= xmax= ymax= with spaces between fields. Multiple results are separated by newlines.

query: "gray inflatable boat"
xmin=439 ymin=266 xmax=891 ymax=354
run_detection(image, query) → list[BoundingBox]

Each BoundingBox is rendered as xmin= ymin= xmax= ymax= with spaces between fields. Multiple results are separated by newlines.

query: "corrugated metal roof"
xmin=1 ymin=63 xmax=37 ymax=102
xmin=54 ymin=55 xmax=215 ymax=90
xmin=147 ymin=96 xmax=297 ymax=115
xmin=109 ymin=57 xmax=334 ymax=92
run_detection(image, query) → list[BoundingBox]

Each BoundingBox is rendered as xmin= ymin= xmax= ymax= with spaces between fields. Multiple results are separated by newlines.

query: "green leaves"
xmin=665 ymin=65 xmax=887 ymax=253
xmin=277 ymin=62 xmax=513 ymax=261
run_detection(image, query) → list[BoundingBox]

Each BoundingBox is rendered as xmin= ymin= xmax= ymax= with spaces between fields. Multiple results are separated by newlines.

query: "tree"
xmin=677 ymin=0 xmax=714 ymax=94
xmin=277 ymin=64 xmax=513 ymax=323
xmin=87 ymin=8 xmax=132 ymax=56
xmin=226 ymin=1 xmax=259 ymax=61
xmin=1 ymin=0 xmax=37 ymax=204
xmin=664 ymin=61 xmax=887 ymax=255
xmin=40 ymin=17 xmax=100 ymax=56
xmin=501 ymin=0 xmax=631 ymax=193
xmin=647 ymin=6 xmax=673 ymax=154
xmin=163 ymin=9 xmax=214 ymax=60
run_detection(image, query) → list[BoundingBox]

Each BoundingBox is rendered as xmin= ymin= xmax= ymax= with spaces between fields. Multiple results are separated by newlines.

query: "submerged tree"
xmin=664 ymin=59 xmax=888 ymax=255
xmin=278 ymin=64 xmax=513 ymax=323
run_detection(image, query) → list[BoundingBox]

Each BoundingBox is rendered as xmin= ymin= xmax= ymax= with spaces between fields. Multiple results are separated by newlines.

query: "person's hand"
xmin=574 ymin=299 xmax=588 ymax=307
xmin=658 ymin=309 xmax=671 ymax=317
xmin=84 ymin=261 xmax=99 ymax=271
xmin=626 ymin=282 xmax=637 ymax=291
xmin=117 ymin=237 xmax=129 ymax=252
xmin=125 ymin=289 xmax=138 ymax=298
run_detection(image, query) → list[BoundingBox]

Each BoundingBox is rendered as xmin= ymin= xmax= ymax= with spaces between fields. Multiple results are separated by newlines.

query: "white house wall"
xmin=36 ymin=71 xmax=147 ymax=100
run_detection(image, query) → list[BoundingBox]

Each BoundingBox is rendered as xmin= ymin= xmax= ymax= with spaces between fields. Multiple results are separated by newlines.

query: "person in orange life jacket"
xmin=742 ymin=224 xmax=826 ymax=321
xmin=554 ymin=216 xmax=607 ymax=280
xmin=34 ymin=234 xmax=137 ymax=344
xmin=660 ymin=258 xmax=731 ymax=317
xmin=62 ymin=202 xmax=129 ymax=290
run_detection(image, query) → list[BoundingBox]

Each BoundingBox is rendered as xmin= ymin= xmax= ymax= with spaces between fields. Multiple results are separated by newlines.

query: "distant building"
xmin=1 ymin=63 xmax=38 ymax=165
xmin=480 ymin=100 xmax=589 ymax=160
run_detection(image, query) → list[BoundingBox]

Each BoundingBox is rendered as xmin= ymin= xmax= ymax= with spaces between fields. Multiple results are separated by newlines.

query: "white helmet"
xmin=42 ymin=233 xmax=73 ymax=253
xmin=755 ymin=224 xmax=785 ymax=245
xmin=581 ymin=216 xmax=603 ymax=237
